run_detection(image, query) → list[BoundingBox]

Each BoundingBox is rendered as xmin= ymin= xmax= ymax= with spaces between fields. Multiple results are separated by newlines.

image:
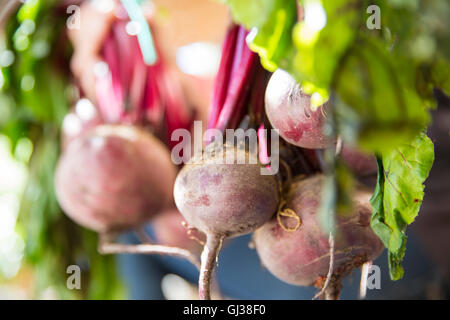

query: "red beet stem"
xmin=207 ymin=24 xmax=239 ymax=130
xmin=142 ymin=66 xmax=163 ymax=126
xmin=214 ymin=33 xmax=258 ymax=133
xmin=258 ymin=124 xmax=270 ymax=165
xmin=142 ymin=23 xmax=165 ymax=127
xmin=96 ymin=32 xmax=123 ymax=123
xmin=127 ymin=34 xmax=148 ymax=125
xmin=112 ymin=20 xmax=134 ymax=101
xmin=102 ymin=32 xmax=122 ymax=104
xmin=160 ymin=67 xmax=193 ymax=150
xmin=249 ymin=64 xmax=268 ymax=125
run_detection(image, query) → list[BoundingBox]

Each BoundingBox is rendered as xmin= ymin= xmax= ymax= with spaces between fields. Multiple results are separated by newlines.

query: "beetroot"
xmin=55 ymin=124 xmax=176 ymax=232
xmin=152 ymin=209 xmax=205 ymax=255
xmin=254 ymin=174 xmax=384 ymax=297
xmin=174 ymin=144 xmax=279 ymax=299
xmin=265 ymin=69 xmax=334 ymax=149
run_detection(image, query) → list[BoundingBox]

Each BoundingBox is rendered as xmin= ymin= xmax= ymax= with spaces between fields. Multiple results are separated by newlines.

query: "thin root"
xmin=98 ymin=232 xmax=201 ymax=270
xmin=182 ymin=221 xmax=206 ymax=246
xmin=313 ymin=232 xmax=335 ymax=300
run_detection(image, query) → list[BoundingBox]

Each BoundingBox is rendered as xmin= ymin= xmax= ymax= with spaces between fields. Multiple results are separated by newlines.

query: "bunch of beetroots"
xmin=173 ymin=23 xmax=384 ymax=299
xmin=258 ymin=70 xmax=382 ymax=298
xmin=56 ymin=11 xmax=196 ymax=253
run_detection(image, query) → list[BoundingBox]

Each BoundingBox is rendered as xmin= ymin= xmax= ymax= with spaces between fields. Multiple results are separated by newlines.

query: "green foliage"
xmin=247 ymin=0 xmax=298 ymax=73
xmin=219 ymin=0 xmax=274 ymax=31
xmin=370 ymin=132 xmax=434 ymax=280
xmin=1 ymin=0 xmax=124 ymax=298
xmin=220 ymin=0 xmax=298 ymax=72
xmin=334 ymin=35 xmax=430 ymax=153
xmin=293 ymin=0 xmax=360 ymax=104
xmin=223 ymin=0 xmax=448 ymax=150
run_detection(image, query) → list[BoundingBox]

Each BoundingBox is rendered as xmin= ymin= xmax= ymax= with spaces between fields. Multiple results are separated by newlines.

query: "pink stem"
xmin=103 ymin=31 xmax=124 ymax=109
xmin=258 ymin=123 xmax=270 ymax=165
xmin=214 ymin=35 xmax=257 ymax=133
xmin=250 ymin=63 xmax=268 ymax=125
xmin=143 ymin=67 xmax=163 ymax=126
xmin=207 ymin=24 xmax=239 ymax=130
xmin=95 ymin=32 xmax=123 ymax=123
xmin=112 ymin=20 xmax=134 ymax=102
xmin=160 ymin=67 xmax=193 ymax=150
xmin=123 ymin=26 xmax=149 ymax=125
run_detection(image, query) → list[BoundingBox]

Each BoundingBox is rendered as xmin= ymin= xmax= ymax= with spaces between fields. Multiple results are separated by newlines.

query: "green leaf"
xmin=334 ymin=35 xmax=430 ymax=154
xmin=17 ymin=0 xmax=41 ymax=22
xmin=247 ymin=0 xmax=297 ymax=72
xmin=370 ymin=131 xmax=434 ymax=280
xmin=430 ymin=56 xmax=450 ymax=96
xmin=293 ymin=0 xmax=361 ymax=97
xmin=220 ymin=0 xmax=298 ymax=72
xmin=218 ymin=0 xmax=275 ymax=30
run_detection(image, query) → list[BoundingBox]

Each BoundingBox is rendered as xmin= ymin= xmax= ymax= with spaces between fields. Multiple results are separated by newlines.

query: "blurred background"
xmin=0 ymin=0 xmax=449 ymax=300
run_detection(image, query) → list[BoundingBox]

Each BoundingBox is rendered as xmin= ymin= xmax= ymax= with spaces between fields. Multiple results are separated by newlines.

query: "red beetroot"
xmin=265 ymin=69 xmax=334 ymax=149
xmin=174 ymin=144 xmax=279 ymax=299
xmin=55 ymin=124 xmax=176 ymax=232
xmin=254 ymin=174 xmax=384 ymax=294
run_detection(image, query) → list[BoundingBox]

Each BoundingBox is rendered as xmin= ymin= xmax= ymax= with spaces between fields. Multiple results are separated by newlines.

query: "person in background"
xmin=69 ymin=0 xmax=449 ymax=299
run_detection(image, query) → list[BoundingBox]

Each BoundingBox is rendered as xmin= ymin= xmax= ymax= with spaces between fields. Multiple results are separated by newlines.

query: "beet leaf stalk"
xmin=207 ymin=24 xmax=239 ymax=130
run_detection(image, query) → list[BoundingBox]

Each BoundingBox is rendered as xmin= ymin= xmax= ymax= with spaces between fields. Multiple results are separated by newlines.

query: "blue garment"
xmin=116 ymin=225 xmax=436 ymax=300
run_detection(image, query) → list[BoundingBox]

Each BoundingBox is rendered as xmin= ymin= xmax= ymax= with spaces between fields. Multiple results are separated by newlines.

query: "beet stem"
xmin=207 ymin=24 xmax=239 ymax=130
xmin=258 ymin=124 xmax=270 ymax=165
xmin=199 ymin=235 xmax=223 ymax=300
xmin=98 ymin=232 xmax=201 ymax=270
xmin=248 ymin=64 xmax=267 ymax=125
xmin=214 ymin=40 xmax=257 ymax=133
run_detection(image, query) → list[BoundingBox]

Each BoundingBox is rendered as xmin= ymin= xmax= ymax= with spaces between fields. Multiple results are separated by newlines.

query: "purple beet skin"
xmin=55 ymin=124 xmax=176 ymax=232
xmin=254 ymin=174 xmax=384 ymax=287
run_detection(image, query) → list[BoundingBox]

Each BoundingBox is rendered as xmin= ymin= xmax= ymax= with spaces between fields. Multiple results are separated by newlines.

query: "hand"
xmin=68 ymin=0 xmax=117 ymax=102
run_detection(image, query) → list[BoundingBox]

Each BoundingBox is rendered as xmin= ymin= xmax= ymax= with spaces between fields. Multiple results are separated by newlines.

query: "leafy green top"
xmin=371 ymin=132 xmax=434 ymax=279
